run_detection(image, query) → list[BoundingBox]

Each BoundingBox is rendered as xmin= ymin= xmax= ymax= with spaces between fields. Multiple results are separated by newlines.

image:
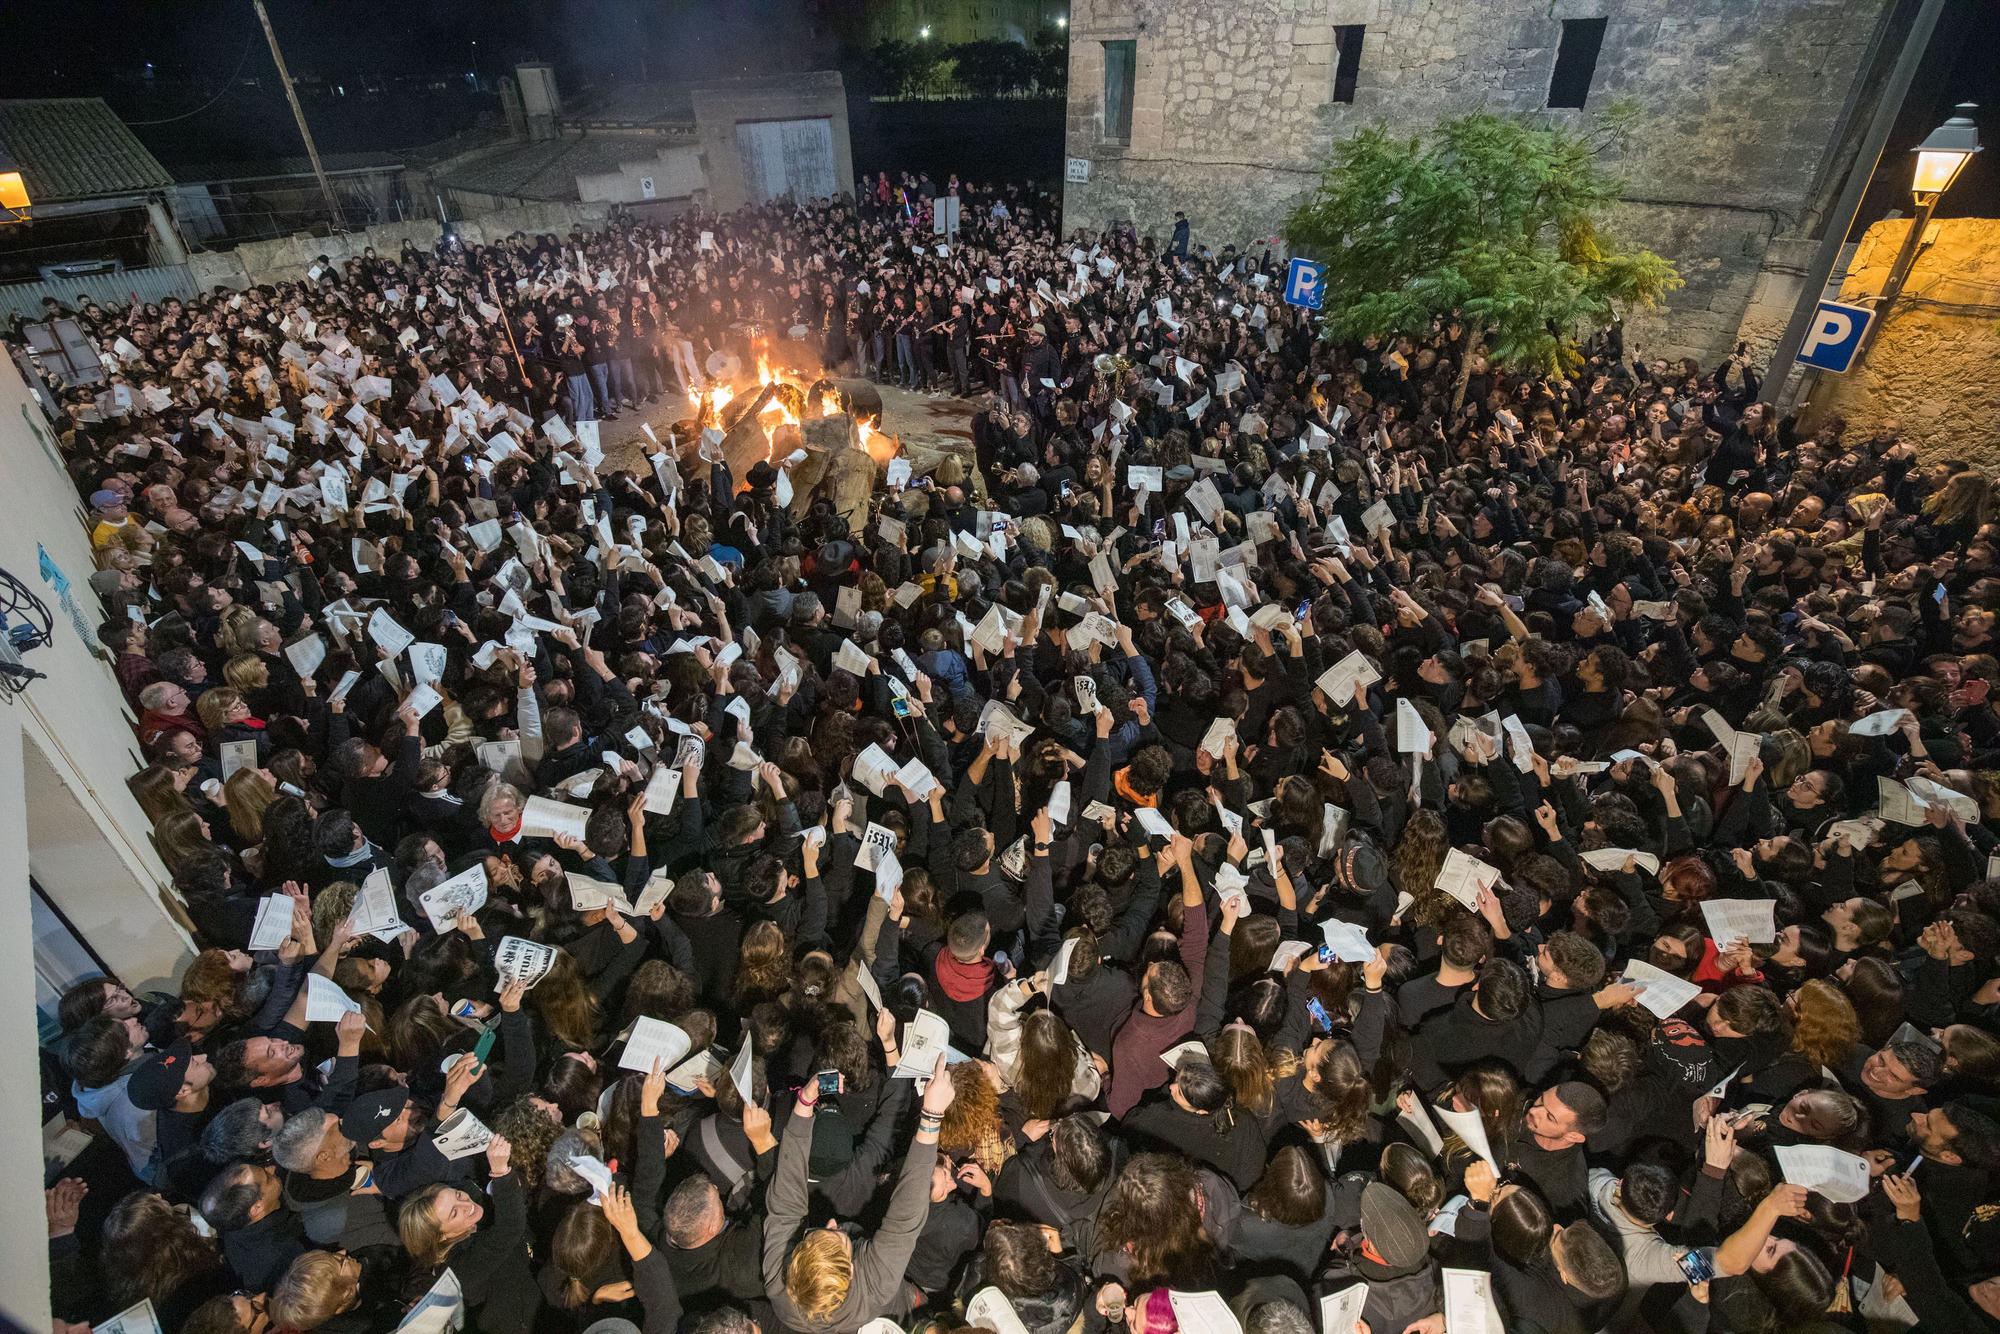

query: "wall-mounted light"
xmin=1911 ymin=102 xmax=1981 ymax=203
xmin=0 ymin=135 xmax=30 ymax=224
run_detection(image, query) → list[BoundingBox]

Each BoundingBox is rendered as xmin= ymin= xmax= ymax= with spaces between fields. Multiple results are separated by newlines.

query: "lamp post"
xmin=1858 ymin=102 xmax=1982 ymax=366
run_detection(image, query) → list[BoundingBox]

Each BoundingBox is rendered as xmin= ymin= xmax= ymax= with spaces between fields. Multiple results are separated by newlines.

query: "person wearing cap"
xmin=1321 ymin=1181 xmax=1440 ymax=1334
xmin=128 ymin=1039 xmax=216 ymax=1178
xmin=88 ymin=486 xmax=154 ymax=559
xmin=1019 ymin=323 xmax=1061 ymax=425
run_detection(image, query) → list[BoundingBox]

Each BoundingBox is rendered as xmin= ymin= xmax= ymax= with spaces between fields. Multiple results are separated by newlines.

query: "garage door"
xmin=734 ymin=117 xmax=837 ymax=204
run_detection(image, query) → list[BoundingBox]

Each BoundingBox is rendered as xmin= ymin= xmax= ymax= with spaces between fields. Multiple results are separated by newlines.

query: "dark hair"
xmin=1555 ymin=1222 xmax=1626 ymax=1305
xmin=65 ymin=1014 xmax=136 ymax=1088
xmin=1554 ymin=1080 xmax=1608 ymax=1135
xmin=1244 ymin=1145 xmax=1324 ymax=1225
xmin=1490 ymin=1183 xmax=1553 ymax=1265
xmin=1049 ymin=1113 xmax=1111 ymax=1194
xmin=1473 ymin=958 xmax=1530 ymax=1022
xmin=1619 ymin=1161 xmax=1678 ymax=1225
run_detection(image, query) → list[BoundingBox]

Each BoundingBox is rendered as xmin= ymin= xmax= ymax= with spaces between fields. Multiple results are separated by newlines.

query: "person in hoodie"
xmin=66 ymin=1011 xmax=160 ymax=1182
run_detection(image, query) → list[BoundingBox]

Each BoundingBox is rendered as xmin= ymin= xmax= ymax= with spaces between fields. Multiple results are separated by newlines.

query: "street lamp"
xmin=1911 ymin=103 xmax=1982 ymax=201
xmin=918 ymin=25 xmax=930 ymax=38
xmin=1862 ymin=103 xmax=1982 ymax=368
xmin=0 ymin=135 xmax=30 ymax=224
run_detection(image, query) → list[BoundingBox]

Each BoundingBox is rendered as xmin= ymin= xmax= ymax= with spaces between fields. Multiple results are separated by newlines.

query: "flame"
xmin=820 ymin=391 xmax=842 ymax=418
xmin=757 ymin=355 xmax=776 ymax=386
xmin=856 ymin=416 xmax=898 ymax=466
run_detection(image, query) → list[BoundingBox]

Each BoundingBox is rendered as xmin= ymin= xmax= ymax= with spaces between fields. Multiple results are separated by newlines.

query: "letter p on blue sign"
xmin=1796 ymin=300 xmax=1873 ymax=374
xmin=1283 ymin=257 xmax=1326 ymax=311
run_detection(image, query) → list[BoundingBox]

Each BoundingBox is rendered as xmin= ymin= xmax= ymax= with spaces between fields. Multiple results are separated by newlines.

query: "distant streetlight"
xmin=1054 ymin=15 xmax=1067 ymax=27
xmin=1859 ymin=103 xmax=1983 ymax=372
xmin=918 ymin=25 xmax=930 ymax=38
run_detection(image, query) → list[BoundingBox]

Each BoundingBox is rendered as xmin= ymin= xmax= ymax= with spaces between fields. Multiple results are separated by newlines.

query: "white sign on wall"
xmin=1065 ymin=157 xmax=1092 ymax=183
xmin=639 ymin=176 xmax=656 ymax=199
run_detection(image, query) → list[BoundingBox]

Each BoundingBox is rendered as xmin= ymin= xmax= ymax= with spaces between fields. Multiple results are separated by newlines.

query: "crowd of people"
xmin=21 ymin=172 xmax=2000 ymax=1334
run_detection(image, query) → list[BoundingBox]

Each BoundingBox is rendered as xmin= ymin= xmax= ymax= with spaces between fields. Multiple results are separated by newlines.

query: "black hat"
xmin=127 ymin=1040 xmax=194 ymax=1112
xmin=339 ymin=1086 xmax=409 ymax=1144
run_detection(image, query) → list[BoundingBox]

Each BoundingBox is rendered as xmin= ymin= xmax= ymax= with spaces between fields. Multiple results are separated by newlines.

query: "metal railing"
xmin=0 ymin=265 xmax=197 ymax=323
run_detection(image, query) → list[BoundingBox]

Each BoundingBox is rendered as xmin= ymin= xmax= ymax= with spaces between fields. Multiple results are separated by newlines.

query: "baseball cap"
xmin=1030 ymin=323 xmax=1047 ymax=336
xmin=339 ymin=1085 xmax=409 ymax=1144
xmin=90 ymin=489 xmax=125 ymax=510
xmin=127 ymin=1039 xmax=194 ymax=1112
xmin=1359 ymin=1181 xmax=1431 ymax=1275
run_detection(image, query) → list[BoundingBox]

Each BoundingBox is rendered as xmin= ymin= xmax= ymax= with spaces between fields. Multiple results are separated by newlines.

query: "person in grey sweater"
xmin=763 ymin=1051 xmax=956 ymax=1333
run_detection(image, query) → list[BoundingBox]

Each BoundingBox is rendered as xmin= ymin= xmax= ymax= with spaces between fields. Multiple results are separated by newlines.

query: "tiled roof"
xmin=0 ymin=98 xmax=174 ymax=203
xmin=434 ymin=133 xmax=671 ymax=201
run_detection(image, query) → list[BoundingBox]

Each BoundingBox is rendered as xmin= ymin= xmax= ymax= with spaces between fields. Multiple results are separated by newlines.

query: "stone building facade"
xmin=1062 ymin=0 xmax=1897 ymax=362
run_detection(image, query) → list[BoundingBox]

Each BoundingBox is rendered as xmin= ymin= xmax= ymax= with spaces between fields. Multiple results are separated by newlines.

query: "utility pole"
xmin=253 ymin=0 xmax=343 ymax=229
xmin=1758 ymin=0 xmax=1946 ymax=411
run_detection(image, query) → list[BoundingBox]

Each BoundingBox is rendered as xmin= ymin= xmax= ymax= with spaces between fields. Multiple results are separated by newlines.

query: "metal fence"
xmin=0 ymin=265 xmax=197 ymax=324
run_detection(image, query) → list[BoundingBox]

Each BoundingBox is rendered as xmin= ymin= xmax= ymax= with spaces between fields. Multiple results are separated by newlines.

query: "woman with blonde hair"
xmin=223 ymin=652 xmax=268 ymax=694
xmin=399 ymin=1137 xmax=528 ymax=1330
xmin=268 ymin=1249 xmax=363 ymax=1331
xmin=222 ymin=766 xmax=277 ymax=845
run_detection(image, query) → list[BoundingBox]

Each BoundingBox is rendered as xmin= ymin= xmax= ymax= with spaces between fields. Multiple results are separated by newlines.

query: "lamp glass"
xmin=0 ymin=171 xmax=27 ymax=212
xmin=1912 ymin=148 xmax=1968 ymax=197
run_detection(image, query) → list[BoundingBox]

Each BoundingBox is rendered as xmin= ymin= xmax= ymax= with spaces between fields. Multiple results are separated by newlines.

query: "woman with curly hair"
xmin=1092 ymin=1152 xmax=1217 ymax=1290
xmin=733 ymin=919 xmax=794 ymax=1011
xmin=1391 ymin=809 xmax=1455 ymax=926
xmin=1788 ymin=977 xmax=1863 ymax=1075
xmin=937 ymin=1058 xmax=1018 ymax=1179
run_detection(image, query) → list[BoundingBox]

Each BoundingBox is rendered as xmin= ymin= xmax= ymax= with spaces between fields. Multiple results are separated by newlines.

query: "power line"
xmin=124 ymin=36 xmax=258 ymax=126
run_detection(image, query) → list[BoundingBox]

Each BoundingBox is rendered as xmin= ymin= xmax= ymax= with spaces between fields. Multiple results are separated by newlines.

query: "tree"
xmin=855 ymin=40 xmax=939 ymax=99
xmin=1284 ymin=110 xmax=1681 ymax=410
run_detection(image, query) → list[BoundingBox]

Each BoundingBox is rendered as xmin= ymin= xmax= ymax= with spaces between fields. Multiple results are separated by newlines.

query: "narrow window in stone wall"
xmin=1102 ymin=39 xmax=1136 ymax=144
xmin=1547 ymin=17 xmax=1606 ymax=109
xmin=1332 ymin=25 xmax=1365 ymax=103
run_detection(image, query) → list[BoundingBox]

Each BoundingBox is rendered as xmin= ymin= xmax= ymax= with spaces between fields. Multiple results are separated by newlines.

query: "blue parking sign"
xmin=1283 ymin=257 xmax=1326 ymax=311
xmin=1795 ymin=300 xmax=1874 ymax=374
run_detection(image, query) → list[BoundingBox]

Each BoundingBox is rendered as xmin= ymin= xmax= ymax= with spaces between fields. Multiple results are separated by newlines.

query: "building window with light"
xmin=1102 ymin=39 xmax=1135 ymax=145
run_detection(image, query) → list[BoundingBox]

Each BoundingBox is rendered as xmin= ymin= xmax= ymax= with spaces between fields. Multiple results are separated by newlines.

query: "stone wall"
xmin=1062 ymin=0 xmax=1893 ymax=363
xmin=182 ymin=200 xmax=614 ymax=291
xmin=1802 ymin=217 xmax=2000 ymax=467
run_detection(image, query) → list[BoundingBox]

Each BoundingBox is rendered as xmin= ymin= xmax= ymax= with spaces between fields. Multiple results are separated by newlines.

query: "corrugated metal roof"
xmin=0 ymin=98 xmax=174 ymax=203
xmin=434 ymin=132 xmax=672 ymax=201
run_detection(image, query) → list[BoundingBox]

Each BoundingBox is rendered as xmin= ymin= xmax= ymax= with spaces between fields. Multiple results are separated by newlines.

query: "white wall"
xmin=0 ymin=354 xmax=197 ymax=1326
xmin=577 ymin=144 xmax=706 ymax=205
